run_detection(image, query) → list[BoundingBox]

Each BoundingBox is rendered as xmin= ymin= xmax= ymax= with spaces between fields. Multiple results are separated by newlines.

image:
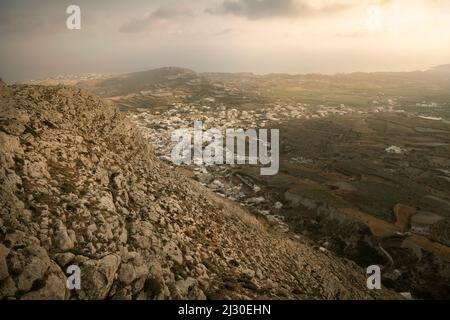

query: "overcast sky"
xmin=1 ymin=0 xmax=450 ymax=82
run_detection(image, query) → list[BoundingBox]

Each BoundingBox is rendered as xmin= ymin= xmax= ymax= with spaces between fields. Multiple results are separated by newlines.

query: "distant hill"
xmin=430 ymin=64 xmax=450 ymax=73
xmin=81 ymin=67 xmax=201 ymax=97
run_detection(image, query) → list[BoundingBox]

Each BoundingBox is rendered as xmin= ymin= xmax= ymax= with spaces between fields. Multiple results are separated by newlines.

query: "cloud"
xmin=119 ymin=5 xmax=193 ymax=33
xmin=213 ymin=28 xmax=236 ymax=36
xmin=205 ymin=0 xmax=349 ymax=20
xmin=0 ymin=1 xmax=68 ymax=37
xmin=335 ymin=30 xmax=368 ymax=38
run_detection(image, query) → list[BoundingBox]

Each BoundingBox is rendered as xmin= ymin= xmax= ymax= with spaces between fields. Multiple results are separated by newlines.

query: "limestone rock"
xmin=0 ymin=244 xmax=10 ymax=281
xmin=2 ymin=245 xmax=68 ymax=299
xmin=77 ymin=255 xmax=121 ymax=300
xmin=118 ymin=263 xmax=136 ymax=285
xmin=54 ymin=229 xmax=74 ymax=251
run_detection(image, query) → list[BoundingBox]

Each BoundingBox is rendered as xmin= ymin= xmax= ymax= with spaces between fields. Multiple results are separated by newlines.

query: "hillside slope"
xmin=0 ymin=82 xmax=398 ymax=300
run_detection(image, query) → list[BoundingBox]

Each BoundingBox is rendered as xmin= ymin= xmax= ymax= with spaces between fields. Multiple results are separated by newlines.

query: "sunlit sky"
xmin=1 ymin=0 xmax=450 ymax=82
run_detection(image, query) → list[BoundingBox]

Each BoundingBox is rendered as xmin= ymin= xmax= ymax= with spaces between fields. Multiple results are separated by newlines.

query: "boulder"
xmin=77 ymin=255 xmax=121 ymax=300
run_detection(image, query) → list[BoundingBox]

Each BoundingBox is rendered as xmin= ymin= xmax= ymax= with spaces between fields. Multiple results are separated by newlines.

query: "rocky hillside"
xmin=0 ymin=81 xmax=398 ymax=300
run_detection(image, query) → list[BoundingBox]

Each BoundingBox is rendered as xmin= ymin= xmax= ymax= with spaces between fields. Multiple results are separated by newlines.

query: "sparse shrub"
xmin=60 ymin=182 xmax=76 ymax=194
xmin=144 ymin=277 xmax=162 ymax=299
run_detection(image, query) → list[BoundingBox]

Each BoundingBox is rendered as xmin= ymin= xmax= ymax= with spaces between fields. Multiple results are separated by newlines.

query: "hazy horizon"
xmin=1 ymin=0 xmax=450 ymax=82
xmin=8 ymin=63 xmax=450 ymax=84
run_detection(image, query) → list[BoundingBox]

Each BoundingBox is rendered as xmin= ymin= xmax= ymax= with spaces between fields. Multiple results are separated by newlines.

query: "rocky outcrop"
xmin=0 ymin=81 xmax=398 ymax=299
